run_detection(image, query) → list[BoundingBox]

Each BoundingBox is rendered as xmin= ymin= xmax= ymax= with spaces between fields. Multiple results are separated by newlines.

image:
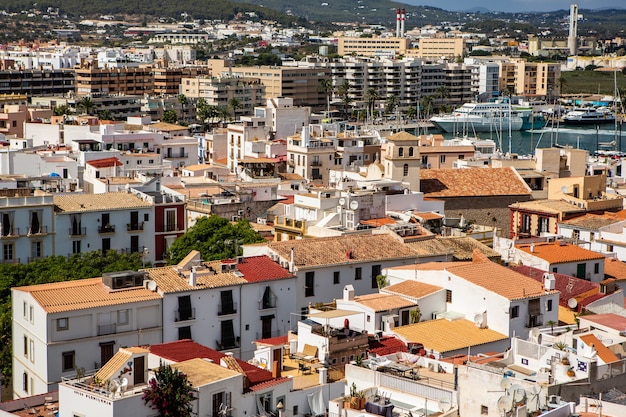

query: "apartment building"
xmin=208 ymin=59 xmax=329 ymax=109
xmin=74 ymin=64 xmax=154 ymax=97
xmin=499 ymin=60 xmax=561 ymax=97
xmin=180 ymin=75 xmax=265 ymax=117
xmin=0 ymin=69 xmax=74 ymax=97
xmin=12 ymin=272 xmax=162 ymax=398
xmin=417 ymin=37 xmax=465 ymax=60
xmin=54 ymin=192 xmax=155 ymax=262
xmin=152 ymin=66 xmax=210 ymax=96
xmin=0 ymin=105 xmax=53 ymax=139
xmin=337 ymin=37 xmax=410 ymax=57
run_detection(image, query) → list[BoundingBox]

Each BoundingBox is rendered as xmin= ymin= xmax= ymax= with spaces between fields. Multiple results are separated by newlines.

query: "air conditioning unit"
xmin=238 ymin=209 xmax=244 ymax=216
xmin=428 ymin=363 xmax=435 ymax=372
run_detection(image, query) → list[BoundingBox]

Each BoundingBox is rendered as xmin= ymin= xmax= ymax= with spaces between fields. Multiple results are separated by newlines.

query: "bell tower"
xmin=382 ymin=131 xmax=420 ymax=191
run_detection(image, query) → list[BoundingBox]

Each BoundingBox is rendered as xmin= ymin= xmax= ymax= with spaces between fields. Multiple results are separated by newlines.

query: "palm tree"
xmin=336 ymin=80 xmax=352 ymax=119
xmin=547 ymin=320 xmax=557 ymax=335
xmin=385 ymin=94 xmax=399 ymax=117
xmin=406 ymin=106 xmax=417 ymax=120
xmin=228 ymin=97 xmax=242 ymax=121
xmin=318 ymin=78 xmax=334 ymax=116
xmin=77 ymin=96 xmax=94 ymax=115
xmin=177 ymin=94 xmax=188 ymax=122
xmin=434 ymin=86 xmax=450 ymax=114
xmin=53 ymin=104 xmax=72 ymax=116
xmin=98 ymin=109 xmax=113 ymax=121
xmin=364 ymin=88 xmax=379 ymax=122
xmin=420 ymin=95 xmax=434 ymax=119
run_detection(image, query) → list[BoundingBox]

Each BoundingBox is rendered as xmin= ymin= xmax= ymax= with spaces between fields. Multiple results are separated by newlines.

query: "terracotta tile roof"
xmin=560 ymin=213 xmax=622 ymax=229
xmin=414 ymin=212 xmax=444 ymax=221
xmin=368 ymin=336 xmax=407 ymax=356
xmin=248 ymin=377 xmax=291 ymax=391
xmin=255 ymin=335 xmax=288 ymax=346
xmin=509 ymin=199 xmax=585 ymax=215
xmin=386 ymin=131 xmax=419 ymax=142
xmin=237 ymin=256 xmax=294 ymax=282
xmin=360 ymin=217 xmax=396 ymax=227
xmin=389 ymin=262 xmax=471 ymax=271
xmin=603 ymin=258 xmax=626 ymax=280
xmin=511 ymin=265 xmax=598 ymax=306
xmin=13 ymin=278 xmax=161 ymax=313
xmin=54 ymin=192 xmax=152 ymax=213
xmin=382 ymin=280 xmax=442 ymax=299
xmin=174 ymin=358 xmax=241 ymax=387
xmin=148 ymin=340 xmax=275 ymax=386
xmin=580 ymin=313 xmax=626 ymax=332
xmin=392 ymin=318 xmax=508 ymax=353
xmin=579 ymin=334 xmax=620 ymax=364
xmin=406 ymin=236 xmax=501 ymax=261
xmin=517 ymin=241 xmax=605 ymax=264
xmin=579 ymin=293 xmax=607 ymax=308
xmin=150 ymin=122 xmax=189 ymax=132
xmin=444 ymin=252 xmax=556 ymax=301
xmin=352 ymin=293 xmax=416 ymax=312
xmin=144 ymin=265 xmax=248 ymax=294
xmin=278 ymin=173 xmax=305 ymax=181
xmin=268 ymin=234 xmax=417 ymax=269
xmin=86 ymin=157 xmax=122 ymax=168
xmin=420 ymin=167 xmax=531 ymax=197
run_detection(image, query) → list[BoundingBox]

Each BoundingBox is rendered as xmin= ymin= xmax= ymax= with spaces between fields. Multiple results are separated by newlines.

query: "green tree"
xmin=364 ymin=87 xmax=379 ymax=122
xmin=557 ymin=75 xmax=567 ymax=96
xmin=406 ymin=106 xmax=417 ymax=120
xmin=167 ymin=215 xmax=265 ymax=264
xmin=434 ymin=86 xmax=450 ymax=113
xmin=410 ymin=306 xmax=421 ymax=324
xmin=162 ymin=109 xmax=178 ymax=124
xmin=375 ymin=274 xmax=388 ymax=289
xmin=228 ymin=97 xmax=242 ymax=121
xmin=77 ymin=96 xmax=95 ymax=115
xmin=318 ymin=78 xmax=334 ymax=116
xmin=336 ymin=80 xmax=352 ymax=118
xmin=98 ymin=109 xmax=113 ymax=121
xmin=177 ymin=94 xmax=188 ymax=122
xmin=385 ymin=94 xmax=399 ymax=116
xmin=53 ymin=104 xmax=72 ymax=116
xmin=142 ymin=364 xmax=195 ymax=417
xmin=420 ymin=95 xmax=434 ymax=118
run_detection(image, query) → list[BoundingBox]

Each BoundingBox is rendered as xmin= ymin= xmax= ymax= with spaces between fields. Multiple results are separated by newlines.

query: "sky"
xmin=405 ymin=0 xmax=625 ymax=13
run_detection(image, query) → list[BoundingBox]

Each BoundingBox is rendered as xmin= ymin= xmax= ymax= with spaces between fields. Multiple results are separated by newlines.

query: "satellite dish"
xmin=568 ymin=298 xmax=578 ymax=309
xmin=497 ymin=396 xmax=512 ymax=413
xmin=349 ymin=200 xmax=359 ymax=210
xmin=511 ymin=385 xmax=527 ymax=404
xmin=438 ymin=398 xmax=451 ymax=413
xmin=473 ymin=313 xmax=484 ymax=328
xmin=147 ymin=280 xmax=158 ymax=292
xmin=339 ymin=198 xmax=346 ymax=206
xmin=529 ymin=328 xmax=539 ymax=340
xmin=500 ymin=378 xmax=512 ymax=390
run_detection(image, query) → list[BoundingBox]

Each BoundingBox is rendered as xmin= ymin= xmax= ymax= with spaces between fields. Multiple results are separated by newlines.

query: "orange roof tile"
xmin=386 ymin=131 xmax=419 ymax=142
xmin=604 ymin=257 xmax=626 ymax=280
xmin=13 ymin=278 xmax=161 ymax=313
xmin=420 ymin=167 xmax=531 ymax=197
xmin=144 ymin=266 xmax=248 ymax=294
xmin=352 ymin=293 xmax=416 ymax=312
xmin=383 ymin=280 xmax=442 ymax=299
xmin=579 ymin=334 xmax=619 ymax=364
xmin=517 ymin=241 xmax=605 ymax=264
xmin=392 ymin=318 xmax=508 ymax=353
xmin=560 ymin=212 xmax=622 ymax=229
xmin=54 ymin=192 xmax=152 ymax=213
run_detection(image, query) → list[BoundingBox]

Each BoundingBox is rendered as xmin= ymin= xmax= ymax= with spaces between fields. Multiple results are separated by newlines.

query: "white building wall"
xmin=23 ymin=123 xmax=63 ymax=147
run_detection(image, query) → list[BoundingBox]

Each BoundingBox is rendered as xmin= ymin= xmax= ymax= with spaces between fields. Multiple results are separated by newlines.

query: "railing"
xmin=1 ymin=258 xmax=20 ymax=264
xmin=0 ymin=227 xmax=19 ymax=237
xmin=310 ymin=160 xmax=322 ymax=166
xmin=259 ymin=296 xmax=277 ymax=310
xmin=218 ymin=302 xmax=237 ymax=316
xmin=69 ymin=227 xmax=86 ymax=237
xmin=127 ymin=222 xmax=144 ymax=231
xmin=175 ymin=308 xmax=195 ymax=322
xmin=98 ymin=323 xmax=116 ymax=336
xmin=28 ymin=225 xmax=48 ymax=235
xmin=98 ymin=225 xmax=115 ymax=233
xmin=167 ymin=153 xmax=189 ymax=158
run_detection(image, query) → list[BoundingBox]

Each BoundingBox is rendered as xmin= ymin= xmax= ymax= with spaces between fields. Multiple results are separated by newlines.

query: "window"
xmin=144 ymin=213 xmax=149 ymax=222
xmin=446 ymin=289 xmax=452 ymax=303
xmin=29 ymin=305 xmax=34 ymax=323
xmin=511 ymin=306 xmax=519 ymax=318
xmin=572 ymin=229 xmax=580 ymax=240
xmin=333 ymin=271 xmax=340 ymax=284
xmin=117 ymin=309 xmax=129 ymax=325
xmin=408 ymin=147 xmax=414 ymax=157
xmin=178 ymin=326 xmax=191 ymax=340
xmin=607 ymin=244 xmax=614 ymax=252
xmin=305 ymin=271 xmax=315 ymax=297
xmin=212 ymin=392 xmax=232 ymax=417
xmin=537 ymin=217 xmax=549 ymax=234
xmin=22 ymin=372 xmax=28 ymax=392
xmin=367 ymin=315 xmax=371 ymax=322
xmin=355 ymin=267 xmax=362 ymax=280
xmin=3 ymin=243 xmax=13 ymax=261
xmin=521 ymin=214 xmax=531 ymax=234
xmin=403 ymin=164 xmax=409 ymax=176
xmin=398 ymin=147 xmax=404 ymax=157
xmin=439 ymin=155 xmax=446 ymax=163
xmin=57 ymin=317 xmax=68 ymax=331
xmin=23 ymin=336 xmax=28 ymax=357
xmin=165 ymin=209 xmax=177 ymax=232
xmin=23 ymin=302 xmax=27 ymax=319
xmin=31 ymin=241 xmax=42 ymax=259
xmin=547 ymin=299 xmax=553 ymax=312
xmin=72 ymin=240 xmax=81 ymax=254
xmin=62 ymin=351 xmax=75 ymax=372
xmin=594 ymin=263 xmax=600 ymax=274
xmin=481 ymin=405 xmax=488 ymax=415
xmin=29 ymin=340 xmax=34 ymax=362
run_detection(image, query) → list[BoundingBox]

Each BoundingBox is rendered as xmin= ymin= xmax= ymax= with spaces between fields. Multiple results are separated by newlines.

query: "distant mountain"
xmin=462 ymin=7 xmax=491 ymax=13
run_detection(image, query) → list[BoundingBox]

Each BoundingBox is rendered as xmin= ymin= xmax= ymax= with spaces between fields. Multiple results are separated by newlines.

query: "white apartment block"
xmin=12 ymin=272 xmax=162 ymax=398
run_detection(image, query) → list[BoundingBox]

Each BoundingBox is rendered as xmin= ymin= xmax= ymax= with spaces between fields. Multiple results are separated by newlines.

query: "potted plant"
xmin=567 ymin=367 xmax=575 ymax=377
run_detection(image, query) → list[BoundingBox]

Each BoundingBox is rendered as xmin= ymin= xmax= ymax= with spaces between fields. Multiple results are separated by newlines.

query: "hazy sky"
xmin=405 ymin=0 xmax=625 ymax=13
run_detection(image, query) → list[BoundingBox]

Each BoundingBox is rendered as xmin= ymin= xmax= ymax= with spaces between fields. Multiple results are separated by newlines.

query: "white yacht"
xmin=562 ymin=107 xmax=616 ymax=125
xmin=430 ymin=101 xmax=524 ymax=133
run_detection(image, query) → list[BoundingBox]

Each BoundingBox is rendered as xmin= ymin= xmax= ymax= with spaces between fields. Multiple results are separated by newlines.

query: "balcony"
xmin=0 ymin=227 xmax=19 ymax=238
xmin=259 ymin=296 xmax=277 ymax=310
xmin=127 ymin=222 xmax=144 ymax=232
xmin=527 ymin=314 xmax=543 ymax=328
xmin=310 ymin=160 xmax=322 ymax=167
xmin=166 ymin=153 xmax=189 ymax=159
xmin=28 ymin=225 xmax=48 ymax=236
xmin=216 ymin=337 xmax=240 ymax=351
xmin=218 ymin=302 xmax=237 ymax=316
xmin=98 ymin=323 xmax=116 ymax=336
xmin=175 ymin=308 xmax=196 ymax=322
xmin=69 ymin=227 xmax=86 ymax=237
xmin=1 ymin=258 xmax=20 ymax=264
xmin=98 ymin=225 xmax=115 ymax=234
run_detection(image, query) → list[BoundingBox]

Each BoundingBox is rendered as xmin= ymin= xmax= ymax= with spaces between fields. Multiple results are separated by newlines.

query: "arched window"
xmin=408 ymin=147 xmax=414 ymax=157
xmin=398 ymin=147 xmax=404 ymax=157
xmin=403 ymin=164 xmax=409 ymax=176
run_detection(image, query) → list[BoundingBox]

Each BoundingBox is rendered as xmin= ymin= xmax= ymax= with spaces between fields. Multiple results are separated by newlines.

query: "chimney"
xmin=189 ymin=267 xmax=197 ymax=286
xmin=344 ymin=284 xmax=355 ymax=301
xmin=401 ymin=9 xmax=406 ymax=38
xmin=396 ymin=9 xmax=401 ymax=38
xmin=289 ymin=247 xmax=295 ymax=272
xmin=318 ymin=367 xmax=327 ymax=384
xmin=530 ymin=243 xmax=535 ymax=253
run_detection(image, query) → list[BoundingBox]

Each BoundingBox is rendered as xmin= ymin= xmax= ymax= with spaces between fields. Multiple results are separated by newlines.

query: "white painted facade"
xmin=12 ymin=287 xmax=162 ymax=399
xmin=383 ymin=266 xmax=559 ymax=340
